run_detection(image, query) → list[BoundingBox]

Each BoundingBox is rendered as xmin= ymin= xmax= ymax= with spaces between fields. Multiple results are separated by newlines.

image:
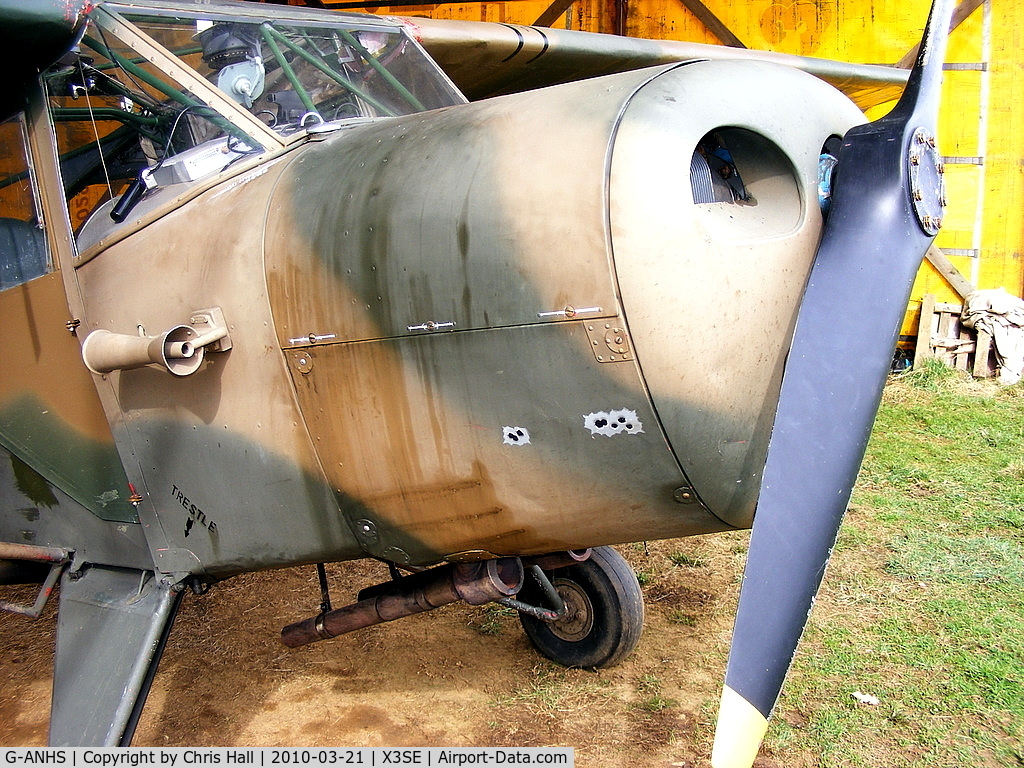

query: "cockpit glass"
xmin=42 ymin=2 xmax=464 ymax=240
xmin=122 ymin=12 xmax=463 ymax=129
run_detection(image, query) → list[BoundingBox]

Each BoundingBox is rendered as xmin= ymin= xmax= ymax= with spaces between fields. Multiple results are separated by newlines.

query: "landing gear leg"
xmin=517 ymin=546 xmax=644 ymax=669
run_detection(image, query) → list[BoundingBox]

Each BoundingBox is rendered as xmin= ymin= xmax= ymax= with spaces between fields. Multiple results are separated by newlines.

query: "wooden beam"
xmin=678 ymin=0 xmax=746 ymax=48
xmin=925 ymin=244 xmax=976 ymax=300
xmin=913 ymin=293 xmax=937 ymax=367
xmin=973 ymin=330 xmax=994 ymax=377
xmin=897 ymin=0 xmax=985 ymax=68
xmin=534 ymin=0 xmax=576 ymax=28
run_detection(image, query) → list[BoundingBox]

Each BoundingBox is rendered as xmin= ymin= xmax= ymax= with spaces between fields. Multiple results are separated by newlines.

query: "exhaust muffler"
xmin=281 ymin=557 xmax=524 ymax=648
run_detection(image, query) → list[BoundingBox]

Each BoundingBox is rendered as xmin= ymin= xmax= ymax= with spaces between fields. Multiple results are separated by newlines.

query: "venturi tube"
xmin=82 ymin=325 xmax=203 ymax=376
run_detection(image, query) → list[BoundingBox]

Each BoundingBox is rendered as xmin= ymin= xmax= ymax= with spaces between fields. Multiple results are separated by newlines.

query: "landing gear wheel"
xmin=518 ymin=546 xmax=644 ymax=669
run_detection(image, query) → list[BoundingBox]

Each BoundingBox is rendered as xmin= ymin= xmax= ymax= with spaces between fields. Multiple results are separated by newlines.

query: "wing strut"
xmin=49 ymin=566 xmax=182 ymax=746
xmin=711 ymin=0 xmax=953 ymax=765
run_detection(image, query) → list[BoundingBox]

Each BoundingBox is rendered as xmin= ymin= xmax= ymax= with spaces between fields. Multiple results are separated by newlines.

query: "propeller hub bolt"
xmin=908 ymin=128 xmax=945 ymax=236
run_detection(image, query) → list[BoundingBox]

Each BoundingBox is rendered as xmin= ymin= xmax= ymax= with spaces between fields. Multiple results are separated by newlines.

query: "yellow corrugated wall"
xmin=377 ymin=0 xmax=1024 ymax=331
xmin=977 ymin=2 xmax=1024 ymax=295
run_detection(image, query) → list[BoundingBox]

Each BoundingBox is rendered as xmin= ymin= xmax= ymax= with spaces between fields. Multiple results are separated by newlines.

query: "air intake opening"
xmin=691 ymin=130 xmax=751 ymax=204
xmin=689 ymin=127 xmax=802 ymax=239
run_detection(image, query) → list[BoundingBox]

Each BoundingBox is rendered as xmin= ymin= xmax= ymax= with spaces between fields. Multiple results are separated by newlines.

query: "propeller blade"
xmin=711 ymin=1 xmax=953 ymax=765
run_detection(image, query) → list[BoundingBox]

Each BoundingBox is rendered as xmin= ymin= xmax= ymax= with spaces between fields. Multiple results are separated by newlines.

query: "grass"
xmin=491 ymin=662 xmax=614 ymax=715
xmin=635 ymin=674 xmax=678 ymax=713
xmin=668 ymin=551 xmax=706 ymax=568
xmin=766 ymin=361 xmax=1024 ymax=767
xmin=467 ymin=602 xmax=517 ymax=636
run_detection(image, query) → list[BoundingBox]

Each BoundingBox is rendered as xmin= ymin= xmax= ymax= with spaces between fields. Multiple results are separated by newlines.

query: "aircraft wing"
xmin=0 ymin=0 xmax=90 ymax=119
xmin=400 ymin=16 xmax=909 ymax=111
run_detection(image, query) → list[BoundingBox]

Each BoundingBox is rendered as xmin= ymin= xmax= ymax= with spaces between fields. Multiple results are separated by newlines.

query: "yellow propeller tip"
xmin=710 ymin=685 xmax=770 ymax=768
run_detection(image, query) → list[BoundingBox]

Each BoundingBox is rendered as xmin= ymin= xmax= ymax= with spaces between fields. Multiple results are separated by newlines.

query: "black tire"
xmin=517 ymin=546 xmax=644 ymax=669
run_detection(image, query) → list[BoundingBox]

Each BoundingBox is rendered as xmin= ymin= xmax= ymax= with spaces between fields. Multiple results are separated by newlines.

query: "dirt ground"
xmin=0 ymin=535 xmax=797 ymax=767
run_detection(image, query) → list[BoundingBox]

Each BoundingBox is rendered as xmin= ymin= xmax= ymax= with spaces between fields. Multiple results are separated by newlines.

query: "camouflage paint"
xmin=0 ymin=273 xmax=136 ymax=522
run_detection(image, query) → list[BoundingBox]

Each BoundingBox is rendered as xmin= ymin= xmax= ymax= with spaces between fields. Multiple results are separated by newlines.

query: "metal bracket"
xmin=315 ymin=563 xmax=332 ymax=614
xmin=585 ymin=319 xmax=634 ymax=363
xmin=188 ymin=307 xmax=232 ymax=352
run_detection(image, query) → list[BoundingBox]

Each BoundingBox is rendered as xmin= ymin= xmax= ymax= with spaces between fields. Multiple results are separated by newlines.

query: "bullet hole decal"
xmin=503 ymin=426 xmax=531 ymax=446
xmin=584 ymin=409 xmax=644 ymax=437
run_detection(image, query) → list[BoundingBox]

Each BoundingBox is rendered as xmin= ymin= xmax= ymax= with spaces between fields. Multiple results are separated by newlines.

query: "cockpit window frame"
xmin=95 ymin=0 xmax=467 ymax=135
xmin=0 ymin=112 xmax=52 ymax=291
xmin=42 ymin=0 xmax=467 ymax=253
xmin=90 ymin=6 xmax=287 ymax=153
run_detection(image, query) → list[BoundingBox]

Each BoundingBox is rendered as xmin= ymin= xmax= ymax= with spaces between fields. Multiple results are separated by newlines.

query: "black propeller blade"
xmin=711 ymin=1 xmax=953 ymax=765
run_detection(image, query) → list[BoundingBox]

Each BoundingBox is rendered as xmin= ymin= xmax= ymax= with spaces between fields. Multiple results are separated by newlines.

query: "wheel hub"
xmin=548 ymin=579 xmax=594 ymax=642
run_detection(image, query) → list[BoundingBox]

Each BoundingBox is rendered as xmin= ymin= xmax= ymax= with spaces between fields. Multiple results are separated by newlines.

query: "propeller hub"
xmin=908 ymin=127 xmax=946 ymax=236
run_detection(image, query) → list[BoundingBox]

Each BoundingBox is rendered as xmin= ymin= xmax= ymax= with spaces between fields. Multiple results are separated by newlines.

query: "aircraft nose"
xmin=607 ymin=60 xmax=865 ymax=528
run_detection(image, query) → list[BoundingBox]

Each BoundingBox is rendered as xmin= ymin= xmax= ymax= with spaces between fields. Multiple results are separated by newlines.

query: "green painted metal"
xmin=0 ymin=395 xmax=138 ymax=523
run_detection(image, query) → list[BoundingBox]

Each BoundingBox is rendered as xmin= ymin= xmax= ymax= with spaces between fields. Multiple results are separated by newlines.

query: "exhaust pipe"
xmin=281 ymin=557 xmax=524 ymax=648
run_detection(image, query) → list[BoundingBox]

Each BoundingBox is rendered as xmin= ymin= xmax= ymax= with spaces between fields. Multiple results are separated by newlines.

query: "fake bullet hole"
xmin=502 ymin=426 xmax=531 ymax=446
xmin=583 ymin=409 xmax=645 ymax=438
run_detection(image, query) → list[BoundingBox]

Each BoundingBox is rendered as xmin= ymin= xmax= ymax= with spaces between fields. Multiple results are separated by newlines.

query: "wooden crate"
xmin=913 ymin=293 xmax=998 ymax=377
